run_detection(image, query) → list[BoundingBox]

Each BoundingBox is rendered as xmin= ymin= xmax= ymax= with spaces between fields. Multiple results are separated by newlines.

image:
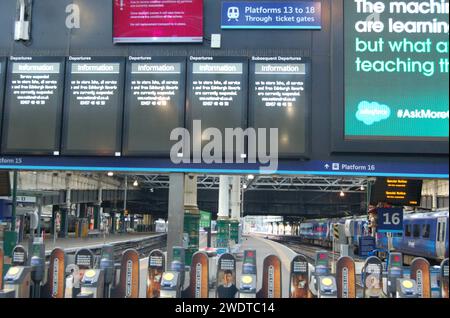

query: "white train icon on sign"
xmin=227 ymin=7 xmax=240 ymax=21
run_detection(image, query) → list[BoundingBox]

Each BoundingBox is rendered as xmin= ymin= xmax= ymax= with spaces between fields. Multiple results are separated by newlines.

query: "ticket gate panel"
xmin=336 ymin=256 xmax=356 ymax=298
xmin=46 ymin=248 xmax=65 ymax=298
xmin=410 ymin=257 xmax=431 ymax=298
xmin=441 ymin=258 xmax=449 ymax=298
xmin=289 ymin=254 xmax=309 ymax=298
xmin=362 ymin=256 xmax=384 ymax=298
xmin=0 ymin=289 xmax=15 ymax=298
xmin=259 ymin=255 xmax=282 ymax=298
xmin=114 ymin=249 xmax=139 ymax=298
xmin=186 ymin=252 xmax=209 ymax=298
xmin=3 ymin=266 xmax=32 ymax=298
xmin=216 ymin=253 xmax=237 ymax=299
xmin=147 ymin=249 xmax=165 ymax=298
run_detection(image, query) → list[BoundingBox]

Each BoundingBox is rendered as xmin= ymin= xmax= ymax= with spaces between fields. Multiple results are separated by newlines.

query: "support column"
xmin=218 ymin=175 xmax=230 ymax=219
xmin=230 ymin=176 xmax=241 ymax=220
xmin=217 ymin=176 xmax=231 ymax=249
xmin=432 ymin=180 xmax=438 ymax=210
xmin=184 ymin=175 xmax=200 ymax=265
xmin=229 ymin=176 xmax=241 ymax=245
xmin=167 ymin=173 xmax=185 ymax=266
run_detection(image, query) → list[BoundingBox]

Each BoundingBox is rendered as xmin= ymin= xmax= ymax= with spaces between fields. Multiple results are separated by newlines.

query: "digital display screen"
xmin=61 ymin=57 xmax=125 ymax=156
xmin=344 ymin=0 xmax=449 ymax=141
xmin=249 ymin=57 xmax=310 ymax=157
xmin=113 ymin=0 xmax=203 ymax=43
xmin=1 ymin=56 xmax=64 ymax=155
xmin=370 ymin=178 xmax=423 ymax=206
xmin=186 ymin=57 xmax=248 ymax=160
xmin=123 ymin=57 xmax=185 ymax=156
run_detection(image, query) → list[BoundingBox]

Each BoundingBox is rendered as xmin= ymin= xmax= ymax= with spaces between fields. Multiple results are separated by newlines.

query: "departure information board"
xmin=1 ymin=56 xmax=64 ymax=155
xmin=62 ymin=57 xmax=125 ymax=156
xmin=249 ymin=57 xmax=310 ymax=157
xmin=187 ymin=57 xmax=248 ymax=160
xmin=123 ymin=57 xmax=185 ymax=156
xmin=370 ymin=178 xmax=423 ymax=206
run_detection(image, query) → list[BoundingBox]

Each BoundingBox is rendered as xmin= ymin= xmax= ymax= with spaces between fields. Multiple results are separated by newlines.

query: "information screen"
xmin=61 ymin=57 xmax=125 ymax=156
xmin=1 ymin=56 xmax=64 ymax=155
xmin=123 ymin=57 xmax=185 ymax=156
xmin=186 ymin=57 xmax=248 ymax=160
xmin=344 ymin=0 xmax=449 ymax=141
xmin=249 ymin=57 xmax=310 ymax=157
xmin=370 ymin=178 xmax=423 ymax=206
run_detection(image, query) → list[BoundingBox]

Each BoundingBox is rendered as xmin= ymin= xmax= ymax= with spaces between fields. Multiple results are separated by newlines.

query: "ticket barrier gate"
xmin=310 ymin=251 xmax=337 ymax=298
xmin=1 ymin=245 xmax=31 ymax=298
xmin=30 ymin=239 xmax=46 ymax=298
xmin=160 ymin=246 xmax=186 ymax=298
xmin=99 ymin=245 xmax=115 ymax=298
xmin=239 ymin=250 xmax=257 ymax=298
xmin=289 ymin=254 xmax=309 ymax=298
xmin=65 ymin=248 xmax=94 ymax=298
xmin=387 ymin=252 xmax=404 ymax=298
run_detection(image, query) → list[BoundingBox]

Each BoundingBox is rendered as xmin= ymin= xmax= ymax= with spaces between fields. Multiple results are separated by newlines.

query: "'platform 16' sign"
xmin=377 ymin=208 xmax=403 ymax=233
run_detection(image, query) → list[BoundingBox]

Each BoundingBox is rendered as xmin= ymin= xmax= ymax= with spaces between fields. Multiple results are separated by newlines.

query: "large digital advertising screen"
xmin=344 ymin=0 xmax=449 ymax=141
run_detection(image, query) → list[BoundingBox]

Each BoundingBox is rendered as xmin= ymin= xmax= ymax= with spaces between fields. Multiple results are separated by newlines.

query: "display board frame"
xmin=122 ymin=56 xmax=186 ymax=157
xmin=1 ymin=56 xmax=65 ymax=155
xmin=61 ymin=56 xmax=125 ymax=156
xmin=186 ymin=56 xmax=249 ymax=160
xmin=330 ymin=0 xmax=448 ymax=154
xmin=248 ymin=56 xmax=311 ymax=158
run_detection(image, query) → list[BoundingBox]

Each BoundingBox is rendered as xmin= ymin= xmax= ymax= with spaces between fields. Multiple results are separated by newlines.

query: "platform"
xmin=19 ymin=232 xmax=165 ymax=256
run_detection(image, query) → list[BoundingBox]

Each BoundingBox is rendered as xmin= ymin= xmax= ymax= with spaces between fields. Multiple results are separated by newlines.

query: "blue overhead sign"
xmin=221 ymin=1 xmax=322 ymax=29
xmin=0 ymin=156 xmax=448 ymax=178
xmin=377 ymin=208 xmax=404 ymax=233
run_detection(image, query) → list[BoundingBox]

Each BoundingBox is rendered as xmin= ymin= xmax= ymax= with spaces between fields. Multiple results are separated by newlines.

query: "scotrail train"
xmin=270 ymin=209 xmax=448 ymax=263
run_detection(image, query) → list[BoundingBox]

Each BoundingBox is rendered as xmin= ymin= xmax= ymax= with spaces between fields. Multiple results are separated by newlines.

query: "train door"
xmin=436 ymin=217 xmax=447 ymax=259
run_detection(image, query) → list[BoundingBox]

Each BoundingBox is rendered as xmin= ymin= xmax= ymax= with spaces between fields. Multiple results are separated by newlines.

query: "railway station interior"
xmin=0 ymin=0 xmax=449 ymax=303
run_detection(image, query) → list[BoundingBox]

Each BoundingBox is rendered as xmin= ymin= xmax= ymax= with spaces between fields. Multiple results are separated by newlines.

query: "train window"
xmin=405 ymin=224 xmax=411 ymax=237
xmin=413 ymin=224 xmax=421 ymax=238
xmin=422 ymin=224 xmax=430 ymax=239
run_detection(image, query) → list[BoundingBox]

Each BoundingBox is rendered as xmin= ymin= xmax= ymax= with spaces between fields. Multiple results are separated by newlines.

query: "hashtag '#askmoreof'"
xmin=397 ymin=110 xmax=403 ymax=118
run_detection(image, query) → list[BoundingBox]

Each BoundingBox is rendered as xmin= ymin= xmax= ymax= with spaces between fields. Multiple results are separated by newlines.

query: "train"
xmin=269 ymin=209 xmax=449 ymax=263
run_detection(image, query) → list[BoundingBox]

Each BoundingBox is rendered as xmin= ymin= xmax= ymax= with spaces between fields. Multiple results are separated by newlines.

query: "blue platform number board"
xmin=377 ymin=208 xmax=403 ymax=233
xmin=221 ymin=1 xmax=322 ymax=29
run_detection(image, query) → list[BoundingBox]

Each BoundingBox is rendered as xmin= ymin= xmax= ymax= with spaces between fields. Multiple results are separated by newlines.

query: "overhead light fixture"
xmin=243 ymin=183 xmax=248 ymax=189
xmin=133 ymin=180 xmax=138 ymax=187
xmin=247 ymin=174 xmax=255 ymax=180
xmin=340 ymin=191 xmax=345 ymax=197
xmin=360 ymin=185 xmax=365 ymax=191
xmin=107 ymin=172 xmax=114 ymax=177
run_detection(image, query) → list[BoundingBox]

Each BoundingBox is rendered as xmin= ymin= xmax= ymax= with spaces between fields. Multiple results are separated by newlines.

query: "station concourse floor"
xmin=137 ymin=234 xmax=297 ymax=298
